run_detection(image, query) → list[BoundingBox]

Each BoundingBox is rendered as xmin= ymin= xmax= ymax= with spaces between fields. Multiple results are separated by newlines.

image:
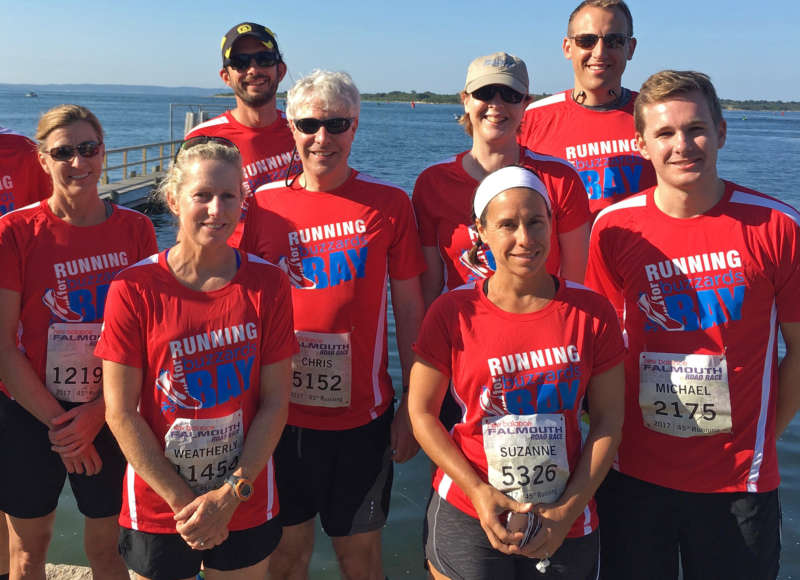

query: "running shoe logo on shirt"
xmin=156 ymin=369 xmax=204 ymax=410
xmin=278 ymin=255 xmax=316 ymax=289
xmin=637 ymin=292 xmax=684 ymax=331
xmin=42 ymin=288 xmax=83 ymax=322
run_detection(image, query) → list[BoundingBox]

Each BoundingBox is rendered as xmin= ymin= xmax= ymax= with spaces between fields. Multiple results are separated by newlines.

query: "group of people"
xmin=0 ymin=1 xmax=797 ymax=579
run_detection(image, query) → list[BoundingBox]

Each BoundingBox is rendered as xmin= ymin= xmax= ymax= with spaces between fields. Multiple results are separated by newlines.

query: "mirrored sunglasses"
xmin=293 ymin=118 xmax=353 ymax=135
xmin=570 ymin=33 xmax=629 ymax=50
xmin=45 ymin=141 xmax=103 ymax=162
xmin=226 ymin=51 xmax=280 ymax=71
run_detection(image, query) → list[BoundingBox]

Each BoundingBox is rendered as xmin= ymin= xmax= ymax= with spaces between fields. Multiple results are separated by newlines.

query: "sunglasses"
xmin=471 ymin=85 xmax=525 ymax=104
xmin=44 ymin=141 xmax=103 ymax=162
xmin=570 ymin=33 xmax=629 ymax=50
xmin=174 ymin=135 xmax=240 ymax=162
xmin=293 ymin=118 xmax=353 ymax=135
xmin=226 ymin=51 xmax=280 ymax=71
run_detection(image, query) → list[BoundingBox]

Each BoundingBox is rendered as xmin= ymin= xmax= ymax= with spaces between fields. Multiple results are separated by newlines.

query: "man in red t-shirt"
xmin=184 ymin=22 xmax=297 ymax=245
xmin=586 ymin=70 xmax=800 ymax=579
xmin=518 ymin=0 xmax=655 ymax=218
xmin=239 ymin=70 xmax=425 ymax=580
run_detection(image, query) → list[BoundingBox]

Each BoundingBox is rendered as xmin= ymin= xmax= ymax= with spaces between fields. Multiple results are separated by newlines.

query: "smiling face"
xmin=39 ymin=120 xmax=104 ymax=199
xmin=636 ymin=91 xmax=726 ymax=197
xmin=169 ymin=158 xmax=244 ymax=249
xmin=290 ymin=100 xmax=357 ymax=191
xmin=563 ymin=5 xmax=635 ymax=104
xmin=476 ymin=187 xmax=552 ymax=279
xmin=462 ymin=87 xmax=528 ymax=146
xmin=220 ymin=36 xmax=286 ymax=108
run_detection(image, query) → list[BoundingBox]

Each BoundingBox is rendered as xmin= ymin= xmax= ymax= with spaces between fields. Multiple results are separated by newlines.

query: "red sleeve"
xmin=388 ymin=190 xmax=426 ymax=280
xmin=95 ymin=278 xmax=145 ymax=368
xmin=412 ymin=295 xmax=454 ymax=377
xmin=28 ymin=154 xmax=52 ymax=201
xmin=590 ymin=293 xmax=626 ymax=374
xmin=0 ymin=217 xmax=23 ymax=292
xmin=585 ymin=220 xmax=625 ymax=323
xmin=547 ymin=164 xmax=591 ymax=235
xmin=411 ymin=171 xmax=438 ymax=247
xmin=259 ymin=268 xmax=299 ymax=365
xmin=773 ymin=213 xmax=800 ymax=323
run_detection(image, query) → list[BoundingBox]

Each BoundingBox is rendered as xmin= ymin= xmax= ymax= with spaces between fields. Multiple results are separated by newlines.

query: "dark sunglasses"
xmin=226 ymin=51 xmax=280 ymax=71
xmin=570 ymin=33 xmax=629 ymax=50
xmin=45 ymin=140 xmax=103 ymax=162
xmin=174 ymin=135 xmax=240 ymax=162
xmin=471 ymin=85 xmax=525 ymax=104
xmin=293 ymin=118 xmax=353 ymax=135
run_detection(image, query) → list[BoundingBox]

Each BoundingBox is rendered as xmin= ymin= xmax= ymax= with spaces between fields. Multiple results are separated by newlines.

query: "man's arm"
xmin=776 ymin=321 xmax=800 ymax=436
xmin=388 ymin=275 xmax=424 ymax=463
xmin=420 ymin=246 xmax=444 ymax=310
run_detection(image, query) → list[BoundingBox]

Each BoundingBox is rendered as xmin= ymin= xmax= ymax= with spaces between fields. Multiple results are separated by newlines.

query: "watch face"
xmin=238 ymin=481 xmax=253 ymax=499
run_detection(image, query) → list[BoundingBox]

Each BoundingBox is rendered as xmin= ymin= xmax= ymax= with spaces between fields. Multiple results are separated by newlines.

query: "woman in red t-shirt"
xmin=409 ymin=165 xmax=624 ymax=579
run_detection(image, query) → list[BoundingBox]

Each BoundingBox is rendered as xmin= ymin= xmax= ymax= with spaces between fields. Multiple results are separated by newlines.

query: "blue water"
xmin=4 ymin=88 xmax=800 ymax=577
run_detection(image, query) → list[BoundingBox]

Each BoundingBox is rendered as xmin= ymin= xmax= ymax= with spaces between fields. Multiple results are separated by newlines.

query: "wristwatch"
xmin=224 ymin=474 xmax=253 ymax=502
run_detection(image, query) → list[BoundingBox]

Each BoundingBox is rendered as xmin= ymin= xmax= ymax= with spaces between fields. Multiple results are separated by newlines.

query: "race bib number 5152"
xmin=291 ymin=330 xmax=351 ymax=408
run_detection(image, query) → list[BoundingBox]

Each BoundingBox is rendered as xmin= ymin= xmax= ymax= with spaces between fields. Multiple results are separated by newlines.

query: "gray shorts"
xmin=426 ymin=492 xmax=599 ymax=580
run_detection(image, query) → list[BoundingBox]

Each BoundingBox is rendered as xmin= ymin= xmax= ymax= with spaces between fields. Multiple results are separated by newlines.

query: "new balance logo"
xmin=42 ymin=289 xmax=83 ymax=322
xmin=637 ymin=293 xmax=684 ymax=331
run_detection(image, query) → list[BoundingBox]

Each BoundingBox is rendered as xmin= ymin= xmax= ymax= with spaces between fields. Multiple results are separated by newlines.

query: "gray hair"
xmin=286 ymin=70 xmax=360 ymax=120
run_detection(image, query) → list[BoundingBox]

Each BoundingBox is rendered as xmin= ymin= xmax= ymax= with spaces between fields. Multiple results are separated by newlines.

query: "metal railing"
xmin=101 ymin=140 xmax=182 ymax=185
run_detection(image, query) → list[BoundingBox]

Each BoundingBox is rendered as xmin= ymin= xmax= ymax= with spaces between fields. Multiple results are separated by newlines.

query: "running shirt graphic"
xmin=0 ymin=201 xmax=157 ymax=398
xmin=412 ymin=147 xmax=590 ymax=291
xmin=0 ymin=129 xmax=52 ymax=215
xmin=240 ymin=170 xmax=426 ymax=430
xmin=185 ymin=111 xmax=298 ymax=245
xmin=95 ymin=250 xmax=298 ymax=533
xmin=518 ymin=90 xmax=656 ymax=218
xmin=586 ymin=183 xmax=800 ymax=493
xmin=413 ymin=280 xmax=624 ymax=537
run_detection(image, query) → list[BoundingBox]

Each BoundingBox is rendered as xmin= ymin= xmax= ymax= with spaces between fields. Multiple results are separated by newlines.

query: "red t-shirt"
xmin=586 ymin=182 xmax=800 ymax=493
xmin=412 ymin=147 xmax=590 ymax=290
xmin=518 ymin=90 xmax=656 ymax=218
xmin=240 ymin=170 xmax=426 ymax=430
xmin=0 ymin=129 xmax=51 ymax=215
xmin=185 ymin=111 xmax=298 ymax=245
xmin=0 ymin=201 xmax=157 ymax=398
xmin=414 ymin=279 xmax=624 ymax=537
xmin=95 ymin=250 xmax=298 ymax=533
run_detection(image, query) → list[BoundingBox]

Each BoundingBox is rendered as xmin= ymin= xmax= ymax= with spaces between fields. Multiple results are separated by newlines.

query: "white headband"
xmin=473 ymin=166 xmax=551 ymax=218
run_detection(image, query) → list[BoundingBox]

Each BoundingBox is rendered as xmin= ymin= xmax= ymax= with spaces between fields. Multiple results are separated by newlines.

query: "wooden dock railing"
xmin=101 ymin=139 xmax=182 ymax=184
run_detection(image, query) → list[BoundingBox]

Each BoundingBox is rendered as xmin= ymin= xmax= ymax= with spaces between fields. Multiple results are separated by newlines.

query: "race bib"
xmin=291 ymin=331 xmax=351 ymax=408
xmin=45 ymin=323 xmax=103 ymax=403
xmin=483 ymin=414 xmax=570 ymax=504
xmin=639 ymin=352 xmax=732 ymax=438
xmin=164 ymin=410 xmax=243 ymax=494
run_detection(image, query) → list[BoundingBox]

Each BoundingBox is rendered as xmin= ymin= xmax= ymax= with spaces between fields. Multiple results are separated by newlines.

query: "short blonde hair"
xmin=35 ymin=104 xmax=104 ymax=150
xmin=634 ymin=70 xmax=723 ymax=134
xmin=157 ymin=141 xmax=243 ymax=208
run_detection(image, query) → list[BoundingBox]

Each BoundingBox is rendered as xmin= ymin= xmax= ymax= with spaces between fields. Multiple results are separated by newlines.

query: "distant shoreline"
xmin=212 ymin=91 xmax=800 ymax=111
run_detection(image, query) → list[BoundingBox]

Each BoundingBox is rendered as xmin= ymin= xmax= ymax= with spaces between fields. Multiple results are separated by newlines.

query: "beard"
xmin=232 ymin=75 xmax=278 ymax=108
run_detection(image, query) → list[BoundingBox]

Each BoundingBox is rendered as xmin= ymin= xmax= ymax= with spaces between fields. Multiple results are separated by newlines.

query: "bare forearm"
xmin=0 ymin=345 xmax=65 ymax=427
xmin=777 ymin=349 xmax=800 ymax=436
xmin=234 ymin=396 xmax=288 ymax=481
xmin=106 ymin=408 xmax=195 ymax=512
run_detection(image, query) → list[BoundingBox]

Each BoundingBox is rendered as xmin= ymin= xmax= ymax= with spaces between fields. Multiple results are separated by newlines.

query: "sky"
xmin=2 ymin=0 xmax=797 ymax=100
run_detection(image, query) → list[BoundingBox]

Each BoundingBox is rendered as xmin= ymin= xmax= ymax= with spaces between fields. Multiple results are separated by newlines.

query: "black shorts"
xmin=119 ymin=518 xmax=281 ymax=579
xmin=0 ymin=396 xmax=125 ymax=519
xmin=274 ymin=405 xmax=394 ymax=537
xmin=426 ymin=492 xmax=599 ymax=579
xmin=596 ymin=469 xmax=781 ymax=580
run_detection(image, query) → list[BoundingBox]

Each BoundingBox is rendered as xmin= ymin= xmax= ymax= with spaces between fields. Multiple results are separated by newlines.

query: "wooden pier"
xmin=98 ymin=139 xmax=181 ymax=209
